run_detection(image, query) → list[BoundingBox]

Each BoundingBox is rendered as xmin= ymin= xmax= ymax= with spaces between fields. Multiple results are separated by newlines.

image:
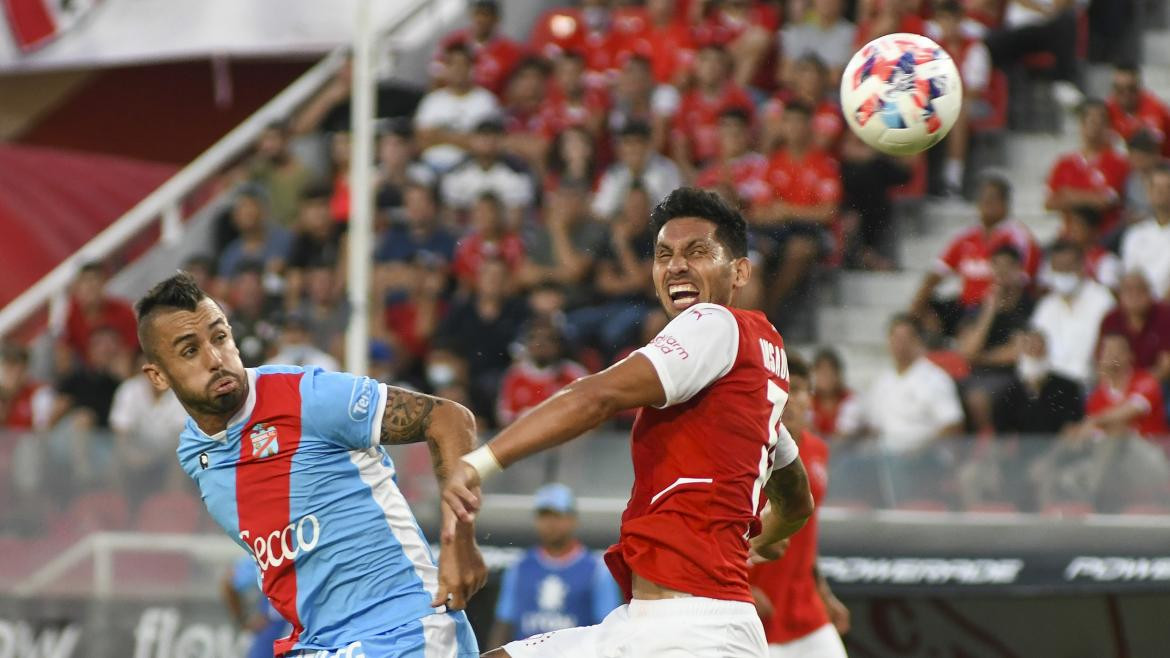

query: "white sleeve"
xmin=931 ymin=369 xmax=965 ymax=429
xmin=963 ymin=42 xmax=991 ymax=94
xmin=771 ymin=423 xmax=799 ymax=472
xmin=412 ymin=92 xmax=446 ymax=130
xmin=108 ymin=380 xmax=136 ymax=435
xmin=633 ymin=303 xmax=739 ymax=408
xmin=591 ymin=169 xmax=625 ymax=219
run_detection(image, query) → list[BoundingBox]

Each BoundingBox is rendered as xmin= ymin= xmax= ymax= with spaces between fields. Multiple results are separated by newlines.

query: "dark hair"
xmin=546 ymin=125 xmax=596 ymax=178
xmin=935 ymin=0 xmax=963 ymax=15
xmin=1128 ymin=129 xmax=1159 ymax=153
xmin=991 ymin=244 xmax=1022 ymax=263
xmin=795 ymin=53 xmax=828 ymax=77
xmin=1049 ymin=238 xmax=1084 ymax=260
xmin=1067 ymin=205 xmax=1102 ymax=227
xmin=475 ymin=190 xmax=504 ymax=210
xmin=782 ymin=100 xmax=814 ymax=118
xmin=470 ymin=0 xmax=499 ymax=16
xmin=1076 ymin=98 xmax=1107 ymax=118
xmin=183 ymin=254 xmax=215 ymax=272
xmin=79 ymin=261 xmax=107 ymax=276
xmin=509 ymin=54 xmax=551 ymax=80
xmin=0 ymin=342 xmax=29 ymax=365
xmin=618 ymin=119 xmax=652 ymax=139
xmin=1114 ymin=62 xmax=1141 ymax=77
xmin=649 ymin=187 xmax=749 ymax=258
xmin=301 ymin=183 xmax=334 ymax=203
xmin=888 ymin=312 xmax=922 ymax=339
xmin=979 ymin=171 xmax=1012 ymax=202
xmin=404 ymin=180 xmax=440 ymax=205
xmin=787 ymin=352 xmax=810 ymax=381
xmin=622 ymin=53 xmax=652 ymax=71
xmin=444 ymin=41 xmax=473 ymax=60
xmin=557 ymin=49 xmax=586 ymax=64
xmin=135 ymin=272 xmax=209 ymax=357
xmin=813 ymin=347 xmax=843 ymax=373
xmin=718 ymin=107 xmax=752 ymax=125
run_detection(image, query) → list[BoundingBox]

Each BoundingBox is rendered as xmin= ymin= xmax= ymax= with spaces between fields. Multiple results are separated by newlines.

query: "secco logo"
xmin=349 ymin=378 xmax=375 ymax=421
xmin=307 ymin=642 xmax=366 ymax=658
xmin=241 ymin=515 xmax=321 ymax=572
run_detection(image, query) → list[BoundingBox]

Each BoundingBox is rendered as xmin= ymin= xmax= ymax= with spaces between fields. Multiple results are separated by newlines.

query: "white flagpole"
xmin=345 ymin=0 xmax=375 ymax=375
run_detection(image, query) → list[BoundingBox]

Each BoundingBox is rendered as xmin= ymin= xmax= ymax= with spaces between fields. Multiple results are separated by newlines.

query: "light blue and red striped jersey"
xmin=178 ymin=365 xmax=464 ymax=656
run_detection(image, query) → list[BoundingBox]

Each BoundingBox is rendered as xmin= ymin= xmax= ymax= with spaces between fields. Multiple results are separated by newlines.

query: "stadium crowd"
xmin=1 ymin=0 xmax=1169 ymax=539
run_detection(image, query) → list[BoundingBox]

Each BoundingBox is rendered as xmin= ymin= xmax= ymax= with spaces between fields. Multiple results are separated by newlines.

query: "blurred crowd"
xmin=1 ymin=0 xmax=1169 ymax=531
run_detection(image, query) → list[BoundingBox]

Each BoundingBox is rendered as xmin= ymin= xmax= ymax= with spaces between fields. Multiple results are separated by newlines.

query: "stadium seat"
xmin=56 ymin=489 xmax=130 ymax=539
xmin=1120 ymin=503 xmax=1170 ymax=516
xmin=895 ymin=499 xmax=950 ymax=512
xmin=135 ymin=491 xmax=202 ymax=533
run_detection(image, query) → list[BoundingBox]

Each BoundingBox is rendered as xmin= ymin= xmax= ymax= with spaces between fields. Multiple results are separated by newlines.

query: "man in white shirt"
xmin=591 ymin=120 xmax=682 ymax=221
xmin=1030 ymin=241 xmax=1116 ymax=385
xmin=1121 ymin=164 xmax=1170 ymax=300
xmin=414 ymin=42 xmax=502 ymax=172
xmin=865 ymin=314 xmax=965 ymax=454
xmin=778 ymin=0 xmax=856 ymax=85
xmin=440 ymin=118 xmax=534 ymax=214
xmin=110 ymin=361 xmax=189 ymax=492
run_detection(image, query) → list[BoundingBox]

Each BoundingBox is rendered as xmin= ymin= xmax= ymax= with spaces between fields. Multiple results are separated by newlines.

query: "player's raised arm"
xmin=378 ymin=386 xmax=486 ymax=609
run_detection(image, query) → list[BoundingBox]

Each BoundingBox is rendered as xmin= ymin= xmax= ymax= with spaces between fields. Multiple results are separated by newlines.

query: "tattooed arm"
xmin=379 ymin=387 xmax=485 ymax=609
xmin=749 ymin=457 xmax=814 ymax=563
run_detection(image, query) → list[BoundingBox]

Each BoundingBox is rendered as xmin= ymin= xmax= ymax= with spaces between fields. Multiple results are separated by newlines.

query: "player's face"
xmin=783 ymin=375 xmax=812 ymax=436
xmin=143 ymin=298 xmax=248 ymax=421
xmin=653 ymin=217 xmax=750 ymax=318
xmin=534 ymin=510 xmax=577 ymax=548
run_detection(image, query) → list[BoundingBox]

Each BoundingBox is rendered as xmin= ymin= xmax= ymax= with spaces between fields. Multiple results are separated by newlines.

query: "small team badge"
xmin=199 ymin=453 xmax=210 ymax=470
xmin=250 ymin=423 xmax=280 ymax=459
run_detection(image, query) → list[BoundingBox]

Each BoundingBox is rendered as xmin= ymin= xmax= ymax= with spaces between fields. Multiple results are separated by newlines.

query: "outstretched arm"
xmin=444 ymin=353 xmax=667 ymax=520
xmin=378 ymin=387 xmax=486 ymax=609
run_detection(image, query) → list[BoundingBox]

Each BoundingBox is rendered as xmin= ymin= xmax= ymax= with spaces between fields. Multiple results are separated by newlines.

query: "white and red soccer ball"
xmin=840 ymin=33 xmax=963 ymax=156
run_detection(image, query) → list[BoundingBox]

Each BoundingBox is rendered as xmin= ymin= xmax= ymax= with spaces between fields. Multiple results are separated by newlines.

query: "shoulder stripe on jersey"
xmin=236 ymin=371 xmax=306 ymax=655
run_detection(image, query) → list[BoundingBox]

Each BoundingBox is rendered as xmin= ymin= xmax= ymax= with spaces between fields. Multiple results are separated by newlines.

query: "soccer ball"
xmin=840 ymin=33 xmax=963 ymax=156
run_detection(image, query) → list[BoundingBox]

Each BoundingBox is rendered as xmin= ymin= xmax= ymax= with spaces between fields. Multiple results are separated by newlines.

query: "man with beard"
xmin=134 ymin=273 xmax=485 ymax=657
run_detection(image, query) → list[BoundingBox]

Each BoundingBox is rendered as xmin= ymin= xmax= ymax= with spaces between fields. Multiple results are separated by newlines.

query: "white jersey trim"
xmin=369 ymin=383 xmax=389 ymax=449
xmin=634 ymin=303 xmax=740 ymax=408
xmin=649 ymin=477 xmax=715 ymax=505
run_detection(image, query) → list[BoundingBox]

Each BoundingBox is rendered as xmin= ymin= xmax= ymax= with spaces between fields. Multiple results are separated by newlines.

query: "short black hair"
xmin=782 ymin=100 xmax=814 ymax=118
xmin=79 ymin=260 xmax=106 ymax=276
xmin=1076 ymin=98 xmax=1107 ymax=118
xmin=888 ymin=312 xmax=922 ymax=338
xmin=991 ymin=243 xmax=1023 ymax=263
xmin=1128 ymin=129 xmax=1159 ymax=153
xmin=787 ymin=352 xmax=810 ymax=381
xmin=795 ymin=53 xmax=828 ymax=77
xmin=718 ymin=107 xmax=752 ymax=126
xmin=935 ymin=0 xmax=963 ymax=15
xmin=1114 ymin=62 xmax=1141 ymax=77
xmin=444 ymin=41 xmax=473 ymax=60
xmin=1067 ymin=205 xmax=1102 ymax=227
xmin=0 ymin=342 xmax=29 ymax=365
xmin=813 ymin=347 xmax=843 ymax=373
xmin=135 ymin=272 xmax=209 ymax=358
xmin=649 ymin=187 xmax=749 ymax=258
xmin=979 ymin=171 xmax=1012 ymax=202
xmin=301 ymin=183 xmax=334 ymax=203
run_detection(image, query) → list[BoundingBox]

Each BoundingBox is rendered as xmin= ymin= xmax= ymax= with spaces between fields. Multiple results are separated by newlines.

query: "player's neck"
xmin=191 ymin=383 xmax=250 ymax=436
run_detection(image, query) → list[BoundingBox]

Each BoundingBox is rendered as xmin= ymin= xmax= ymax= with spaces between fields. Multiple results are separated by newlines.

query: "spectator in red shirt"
xmin=618 ymin=0 xmax=696 ymax=86
xmin=62 ymin=262 xmax=139 ymax=367
xmin=433 ymin=0 xmax=524 ymax=97
xmin=1046 ymin=100 xmax=1131 ymax=237
xmin=497 ymin=318 xmax=589 ymax=427
xmin=1106 ymin=64 xmax=1170 ymax=159
xmin=756 ymin=101 xmax=843 ymax=316
xmin=0 ymin=344 xmax=39 ymax=431
xmin=382 ymin=263 xmax=450 ymax=371
xmin=761 ymin=54 xmax=844 ymax=154
xmin=692 ymin=0 xmax=779 ymax=89
xmin=912 ymin=174 xmax=1041 ymax=333
xmin=501 ymin=56 xmax=553 ymax=170
xmin=811 ymin=347 xmax=864 ymax=439
xmin=1079 ymin=333 xmax=1168 ymax=439
xmin=671 ymin=43 xmax=755 ymax=179
xmin=1099 ymin=272 xmax=1170 ymax=381
xmin=694 ymin=108 xmax=771 ymax=212
xmin=452 ymin=192 xmax=526 ymax=290
xmin=529 ymin=0 xmax=624 ymax=85
xmin=540 ymin=50 xmax=610 ymax=143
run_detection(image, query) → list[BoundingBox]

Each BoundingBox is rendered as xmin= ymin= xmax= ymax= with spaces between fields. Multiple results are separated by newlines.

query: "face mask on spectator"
xmin=1018 ymin=355 xmax=1049 ymax=383
xmin=1049 ymin=272 xmax=1081 ymax=296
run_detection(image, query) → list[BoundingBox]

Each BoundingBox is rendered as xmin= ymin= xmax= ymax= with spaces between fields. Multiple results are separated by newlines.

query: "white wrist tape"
xmin=461 ymin=445 xmax=503 ymax=481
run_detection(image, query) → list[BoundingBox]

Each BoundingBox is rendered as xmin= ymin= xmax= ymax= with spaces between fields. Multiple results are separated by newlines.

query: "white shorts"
xmin=503 ymin=597 xmax=768 ymax=658
xmin=769 ymin=624 xmax=848 ymax=658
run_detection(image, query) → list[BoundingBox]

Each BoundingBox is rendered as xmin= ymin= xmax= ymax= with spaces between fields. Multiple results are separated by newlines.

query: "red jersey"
xmin=451 ymin=232 xmax=525 ymax=286
xmin=434 ymin=30 xmax=525 ymax=96
xmin=749 ymin=431 xmax=830 ymax=644
xmin=763 ymin=95 xmax=845 ymax=152
xmin=539 ymin=83 xmax=611 ymax=139
xmin=529 ymin=8 xmax=630 ymax=82
xmin=497 ymin=359 xmax=590 ymax=426
xmin=694 ymin=152 xmax=772 ymax=208
xmin=1086 ymin=370 xmax=1169 ymax=438
xmin=605 ymin=304 xmax=796 ymax=603
xmin=383 ymin=299 xmax=448 ymax=361
xmin=935 ymin=220 xmax=1041 ymax=308
xmin=673 ymin=83 xmax=755 ymax=164
xmin=64 ymin=297 xmax=139 ymax=364
xmin=618 ymin=19 xmax=696 ymax=83
xmin=766 ymin=148 xmax=843 ymax=209
xmin=811 ymin=390 xmax=855 ymax=438
xmin=1106 ymin=91 xmax=1170 ymax=157
xmin=1046 ymin=149 xmax=1130 ymax=234
xmin=1 ymin=382 xmax=38 ymax=430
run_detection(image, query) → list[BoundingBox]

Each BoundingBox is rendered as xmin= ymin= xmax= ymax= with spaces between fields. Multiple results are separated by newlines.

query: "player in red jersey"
xmin=749 ymin=355 xmax=849 ymax=658
xmin=445 ymin=187 xmax=815 ymax=657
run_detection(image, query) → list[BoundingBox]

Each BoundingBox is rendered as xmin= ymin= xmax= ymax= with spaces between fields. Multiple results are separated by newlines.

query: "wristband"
xmin=461 ymin=445 xmax=503 ymax=481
